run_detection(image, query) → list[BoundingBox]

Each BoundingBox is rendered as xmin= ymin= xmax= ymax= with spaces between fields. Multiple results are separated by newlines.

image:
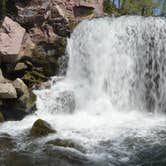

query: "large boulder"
xmin=0 ymin=78 xmax=36 ymax=121
xmin=0 ymin=91 xmax=36 ymax=121
xmin=0 ymin=83 xmax=17 ymax=99
xmin=0 ymin=17 xmax=26 ymax=64
xmin=30 ymin=119 xmax=56 ymax=137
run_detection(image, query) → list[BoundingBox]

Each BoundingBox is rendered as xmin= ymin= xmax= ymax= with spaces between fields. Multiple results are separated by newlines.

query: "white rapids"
xmin=1 ymin=16 xmax=166 ymax=164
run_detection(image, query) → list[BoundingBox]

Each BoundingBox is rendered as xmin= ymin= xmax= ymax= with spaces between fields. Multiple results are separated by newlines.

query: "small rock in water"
xmin=46 ymin=138 xmax=85 ymax=152
xmin=30 ymin=119 xmax=56 ymax=137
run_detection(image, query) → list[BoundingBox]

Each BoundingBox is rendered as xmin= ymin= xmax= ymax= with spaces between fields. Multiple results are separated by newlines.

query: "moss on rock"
xmin=30 ymin=119 xmax=56 ymax=137
xmin=23 ymin=71 xmax=47 ymax=87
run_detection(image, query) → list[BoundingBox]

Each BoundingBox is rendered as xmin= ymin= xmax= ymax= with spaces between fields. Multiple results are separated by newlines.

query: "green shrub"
xmin=103 ymin=0 xmax=116 ymax=15
xmin=0 ymin=0 xmax=7 ymax=18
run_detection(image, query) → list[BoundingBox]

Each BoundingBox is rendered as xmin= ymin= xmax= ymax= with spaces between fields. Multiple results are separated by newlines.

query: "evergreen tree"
xmin=161 ymin=0 xmax=166 ymax=16
xmin=0 ymin=0 xmax=7 ymax=18
xmin=120 ymin=0 xmax=159 ymax=16
xmin=103 ymin=0 xmax=116 ymax=15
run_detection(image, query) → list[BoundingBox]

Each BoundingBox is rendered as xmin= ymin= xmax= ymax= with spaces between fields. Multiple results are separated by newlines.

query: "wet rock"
xmin=0 ymin=83 xmax=17 ymax=99
xmin=0 ymin=17 xmax=26 ymax=64
xmin=13 ymin=78 xmax=29 ymax=98
xmin=0 ymin=134 xmax=15 ymax=150
xmin=46 ymin=138 xmax=85 ymax=152
xmin=14 ymin=62 xmax=28 ymax=72
xmin=35 ymin=81 xmax=51 ymax=90
xmin=30 ymin=119 xmax=56 ymax=137
xmin=0 ymin=90 xmax=36 ymax=121
xmin=13 ymin=90 xmax=36 ymax=113
xmin=0 ymin=112 xmax=5 ymax=122
xmin=55 ymin=91 xmax=76 ymax=114
xmin=45 ymin=145 xmax=89 ymax=165
xmin=3 ymin=151 xmax=34 ymax=166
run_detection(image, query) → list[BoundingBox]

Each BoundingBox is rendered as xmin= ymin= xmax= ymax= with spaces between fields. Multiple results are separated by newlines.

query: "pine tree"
xmin=0 ymin=0 xmax=7 ymax=18
xmin=103 ymin=0 xmax=116 ymax=15
xmin=120 ymin=0 xmax=158 ymax=16
xmin=161 ymin=0 xmax=166 ymax=16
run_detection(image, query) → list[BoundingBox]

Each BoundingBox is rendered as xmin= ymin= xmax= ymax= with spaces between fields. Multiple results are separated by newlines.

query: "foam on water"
xmin=1 ymin=16 xmax=166 ymax=164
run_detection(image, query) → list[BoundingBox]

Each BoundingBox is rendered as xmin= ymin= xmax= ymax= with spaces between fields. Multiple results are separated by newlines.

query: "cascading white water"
xmin=1 ymin=16 xmax=166 ymax=165
xmin=67 ymin=16 xmax=166 ymax=113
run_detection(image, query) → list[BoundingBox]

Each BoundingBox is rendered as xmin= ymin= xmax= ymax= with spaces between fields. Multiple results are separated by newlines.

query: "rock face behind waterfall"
xmin=0 ymin=17 xmax=26 ymax=63
xmin=0 ymin=0 xmax=104 ymax=122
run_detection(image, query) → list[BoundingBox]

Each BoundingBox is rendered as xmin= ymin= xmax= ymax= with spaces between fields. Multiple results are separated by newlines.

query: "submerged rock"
xmin=30 ymin=119 xmax=56 ymax=137
xmin=0 ymin=134 xmax=15 ymax=151
xmin=44 ymin=145 xmax=89 ymax=165
xmin=46 ymin=138 xmax=85 ymax=152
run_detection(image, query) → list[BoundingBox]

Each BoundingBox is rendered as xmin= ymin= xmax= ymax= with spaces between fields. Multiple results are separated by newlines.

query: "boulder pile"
xmin=0 ymin=0 xmax=104 ymax=122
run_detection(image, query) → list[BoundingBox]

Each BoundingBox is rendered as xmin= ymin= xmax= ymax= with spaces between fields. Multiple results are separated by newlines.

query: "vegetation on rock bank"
xmin=103 ymin=0 xmax=166 ymax=16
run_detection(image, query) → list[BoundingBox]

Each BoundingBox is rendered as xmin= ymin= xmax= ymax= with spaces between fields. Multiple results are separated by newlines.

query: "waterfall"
xmin=1 ymin=16 xmax=166 ymax=166
xmin=66 ymin=16 xmax=166 ymax=113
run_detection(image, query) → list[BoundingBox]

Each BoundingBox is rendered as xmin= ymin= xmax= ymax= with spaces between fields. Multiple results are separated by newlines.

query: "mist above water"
xmin=67 ymin=16 xmax=166 ymax=113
